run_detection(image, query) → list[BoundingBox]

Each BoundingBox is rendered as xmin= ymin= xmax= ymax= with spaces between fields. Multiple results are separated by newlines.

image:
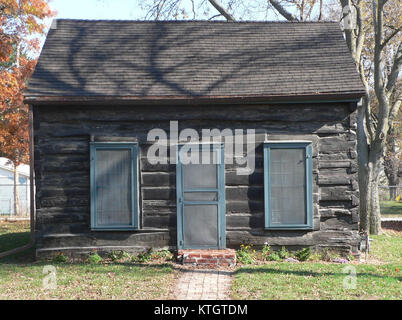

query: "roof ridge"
xmin=54 ymin=18 xmax=338 ymax=24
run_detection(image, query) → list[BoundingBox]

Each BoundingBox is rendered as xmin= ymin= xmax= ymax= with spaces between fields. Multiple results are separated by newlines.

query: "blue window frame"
xmin=90 ymin=142 xmax=139 ymax=230
xmin=264 ymin=141 xmax=313 ymax=230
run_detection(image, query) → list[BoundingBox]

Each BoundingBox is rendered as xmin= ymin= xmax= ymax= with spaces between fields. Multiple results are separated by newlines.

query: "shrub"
xmin=52 ymin=252 xmax=68 ymax=263
xmin=87 ymin=252 xmax=103 ymax=264
xmin=109 ymin=250 xmax=131 ymax=262
xmin=236 ymin=244 xmax=255 ymax=264
xmin=294 ymin=248 xmax=311 ymax=262
xmin=152 ymin=250 xmax=173 ymax=261
xmin=261 ymin=243 xmax=272 ymax=260
xmin=278 ymin=246 xmax=290 ymax=259
xmin=308 ymin=251 xmax=322 ymax=262
xmin=266 ymin=251 xmax=282 ymax=262
xmin=132 ymin=248 xmax=153 ymax=263
xmin=320 ymin=249 xmax=341 ymax=262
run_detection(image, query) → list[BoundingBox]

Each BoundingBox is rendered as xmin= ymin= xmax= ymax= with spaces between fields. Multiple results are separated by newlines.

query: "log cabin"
xmin=24 ymin=20 xmax=366 ymax=259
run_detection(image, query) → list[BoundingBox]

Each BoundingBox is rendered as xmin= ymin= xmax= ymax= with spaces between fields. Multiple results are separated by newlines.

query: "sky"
xmin=37 ymin=0 xmax=285 ymax=54
xmin=49 ymin=0 xmax=281 ymax=21
xmin=50 ymin=0 xmax=146 ymax=20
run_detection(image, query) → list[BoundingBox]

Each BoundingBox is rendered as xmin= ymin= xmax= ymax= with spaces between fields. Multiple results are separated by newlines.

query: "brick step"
xmin=177 ymin=249 xmax=236 ymax=267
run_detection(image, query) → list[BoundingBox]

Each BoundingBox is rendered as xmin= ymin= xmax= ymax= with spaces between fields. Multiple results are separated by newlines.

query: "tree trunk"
xmin=384 ymin=129 xmax=400 ymax=201
xmin=389 ymin=183 xmax=397 ymax=200
xmin=368 ymin=151 xmax=383 ymax=234
xmin=13 ymin=165 xmax=20 ymax=217
xmin=386 ymin=169 xmax=399 ymax=200
xmin=357 ymin=96 xmax=370 ymax=232
xmin=358 ymin=163 xmax=370 ymax=232
xmin=360 ymin=156 xmax=383 ymax=234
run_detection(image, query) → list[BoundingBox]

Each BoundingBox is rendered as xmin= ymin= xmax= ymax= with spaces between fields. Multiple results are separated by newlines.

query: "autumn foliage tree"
xmin=0 ymin=0 xmax=52 ymax=215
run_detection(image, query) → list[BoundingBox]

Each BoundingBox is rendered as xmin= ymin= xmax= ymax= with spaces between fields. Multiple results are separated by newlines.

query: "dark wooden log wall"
xmin=33 ymin=102 xmax=360 ymax=257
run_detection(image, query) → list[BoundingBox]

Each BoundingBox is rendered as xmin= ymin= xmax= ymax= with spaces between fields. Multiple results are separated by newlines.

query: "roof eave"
xmin=24 ymin=91 xmax=365 ymax=106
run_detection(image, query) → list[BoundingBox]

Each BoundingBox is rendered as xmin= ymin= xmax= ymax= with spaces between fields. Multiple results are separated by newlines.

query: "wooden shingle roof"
xmin=25 ymin=20 xmax=366 ymax=104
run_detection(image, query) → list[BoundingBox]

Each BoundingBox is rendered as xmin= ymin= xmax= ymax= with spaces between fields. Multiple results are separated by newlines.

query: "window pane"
xmin=95 ymin=149 xmax=132 ymax=226
xmin=270 ymin=148 xmax=306 ymax=225
xmin=183 ymin=204 xmax=218 ymax=247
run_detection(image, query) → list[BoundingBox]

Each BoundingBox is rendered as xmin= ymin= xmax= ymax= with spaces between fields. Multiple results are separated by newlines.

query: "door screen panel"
xmin=182 ymin=163 xmax=217 ymax=189
xmin=270 ymin=148 xmax=306 ymax=225
xmin=95 ymin=149 xmax=132 ymax=226
xmin=182 ymin=148 xmax=219 ymax=189
xmin=183 ymin=205 xmax=218 ymax=247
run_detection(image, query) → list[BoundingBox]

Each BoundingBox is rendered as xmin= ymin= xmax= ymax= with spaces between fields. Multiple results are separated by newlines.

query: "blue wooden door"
xmin=176 ymin=143 xmax=225 ymax=249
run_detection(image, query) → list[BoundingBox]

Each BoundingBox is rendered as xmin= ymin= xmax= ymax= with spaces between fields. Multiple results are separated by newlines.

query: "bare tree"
xmin=360 ymin=0 xmax=400 ymax=234
xmin=267 ymin=0 xmax=327 ymax=21
xmin=138 ymin=0 xmax=326 ymax=21
xmin=139 ymin=0 xmax=236 ymax=21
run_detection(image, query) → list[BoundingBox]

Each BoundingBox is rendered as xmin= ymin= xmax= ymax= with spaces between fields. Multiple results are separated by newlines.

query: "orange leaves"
xmin=0 ymin=59 xmax=31 ymax=164
xmin=0 ymin=67 xmax=29 ymax=165
xmin=1 ymin=0 xmax=54 ymax=60
xmin=1 ymin=0 xmax=52 ymax=165
xmin=0 ymin=1 xmax=19 ymax=15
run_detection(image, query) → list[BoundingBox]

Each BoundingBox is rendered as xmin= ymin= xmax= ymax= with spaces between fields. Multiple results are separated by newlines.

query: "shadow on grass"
xmin=380 ymin=201 xmax=402 ymax=216
xmin=0 ymin=247 xmax=35 ymax=264
xmin=1 ymin=249 xmax=175 ymax=274
xmin=0 ymin=232 xmax=30 ymax=253
xmin=235 ymin=266 xmax=402 ymax=282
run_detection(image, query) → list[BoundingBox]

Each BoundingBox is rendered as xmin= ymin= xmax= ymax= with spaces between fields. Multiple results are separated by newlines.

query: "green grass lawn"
xmin=0 ymin=261 xmax=176 ymax=300
xmin=233 ymin=229 xmax=402 ymax=300
xmin=0 ymin=221 xmax=177 ymax=300
xmin=0 ymin=220 xmax=30 ymax=253
xmin=370 ymin=230 xmax=402 ymax=264
xmin=233 ymin=263 xmax=400 ymax=300
xmin=1 ymin=221 xmax=401 ymax=300
xmin=380 ymin=201 xmax=402 ymax=218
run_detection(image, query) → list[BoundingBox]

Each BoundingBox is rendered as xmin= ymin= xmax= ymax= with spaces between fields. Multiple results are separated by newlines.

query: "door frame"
xmin=176 ymin=143 xmax=226 ymax=250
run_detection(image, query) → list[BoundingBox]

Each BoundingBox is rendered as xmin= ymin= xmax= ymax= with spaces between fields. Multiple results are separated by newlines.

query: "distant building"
xmin=0 ymin=158 xmax=30 ymax=216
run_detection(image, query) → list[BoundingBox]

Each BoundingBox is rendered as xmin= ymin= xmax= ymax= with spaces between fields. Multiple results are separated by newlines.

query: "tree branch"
xmin=358 ymin=60 xmax=374 ymax=141
xmin=305 ymin=1 xmax=314 ymax=21
xmin=354 ymin=0 xmax=365 ymax=61
xmin=207 ymin=0 xmax=235 ymax=21
xmin=268 ymin=0 xmax=299 ymax=21
xmin=373 ymin=0 xmax=392 ymax=145
xmin=380 ymin=27 xmax=401 ymax=50
xmin=340 ymin=0 xmax=357 ymax=58
xmin=318 ymin=0 xmax=323 ymax=21
xmin=388 ymin=95 xmax=401 ymax=128
xmin=385 ymin=42 xmax=402 ymax=94
xmin=208 ymin=14 xmax=222 ymax=20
